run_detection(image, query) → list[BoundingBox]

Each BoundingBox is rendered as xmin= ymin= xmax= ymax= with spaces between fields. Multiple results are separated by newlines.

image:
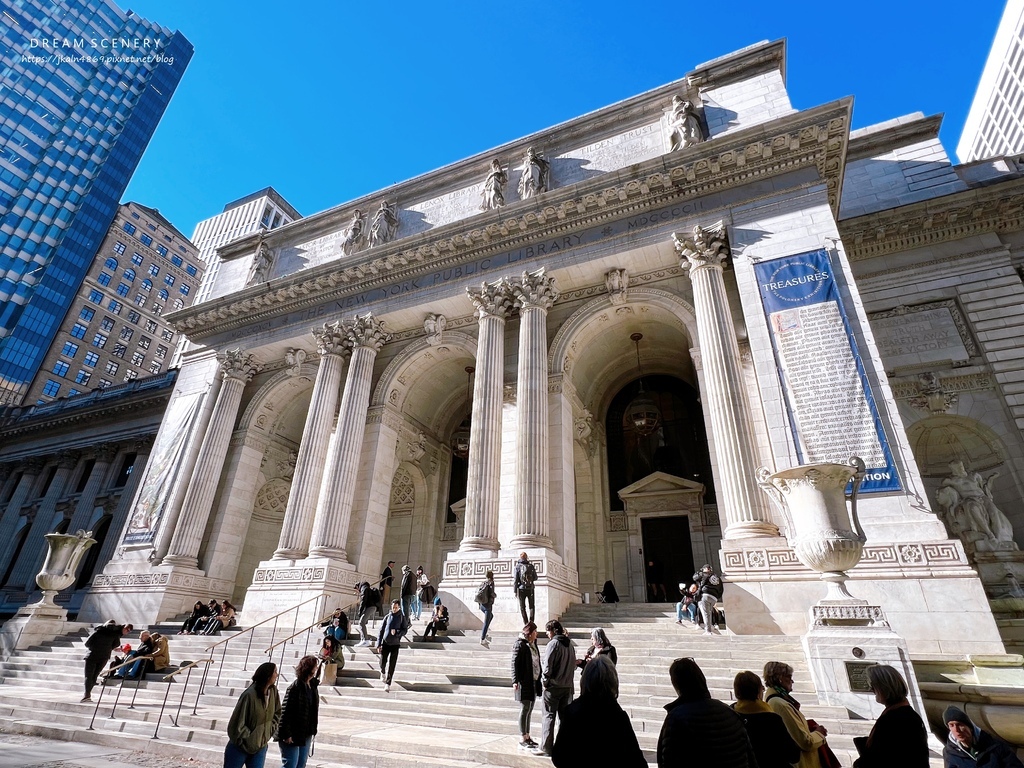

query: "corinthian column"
xmin=0 ymin=458 xmax=44 ymax=571
xmin=674 ymin=225 xmax=778 ymax=538
xmin=67 ymin=444 xmax=118 ymax=534
xmin=162 ymin=350 xmax=260 ymax=568
xmin=308 ymin=313 xmax=391 ymax=561
xmin=509 ymin=268 xmax=559 ymax=549
xmin=273 ymin=325 xmax=350 ymax=560
xmin=460 ymin=278 xmax=513 ymax=552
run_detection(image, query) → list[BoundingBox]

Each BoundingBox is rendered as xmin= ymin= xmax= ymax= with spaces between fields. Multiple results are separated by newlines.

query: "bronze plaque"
xmin=845 ymin=661 xmax=873 ymax=693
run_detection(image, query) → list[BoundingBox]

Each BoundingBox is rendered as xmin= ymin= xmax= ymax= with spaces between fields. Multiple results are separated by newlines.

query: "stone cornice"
xmin=846 ymin=113 xmax=943 ymax=163
xmin=839 ymin=175 xmax=1024 ymax=261
xmin=171 ymin=101 xmax=851 ymax=341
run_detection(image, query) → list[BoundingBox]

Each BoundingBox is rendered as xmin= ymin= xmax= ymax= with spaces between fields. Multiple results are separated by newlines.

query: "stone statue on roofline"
xmin=480 ymin=158 xmax=507 ymax=210
xmin=340 ymin=209 xmax=366 ymax=255
xmin=517 ymin=146 xmax=550 ymax=199
xmin=936 ymin=460 xmax=1018 ymax=552
xmin=369 ymin=200 xmax=399 ymax=246
xmin=666 ymin=95 xmax=704 ymax=152
xmin=247 ymin=229 xmax=273 ymax=286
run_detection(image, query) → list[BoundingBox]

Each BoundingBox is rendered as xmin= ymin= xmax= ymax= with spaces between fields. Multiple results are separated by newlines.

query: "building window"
xmin=88 ymin=289 xmax=103 ymax=304
xmin=116 ymin=283 xmax=130 ymax=297
xmin=119 ymin=327 xmax=134 ymax=341
xmin=180 ymin=284 xmax=190 ymax=296
xmin=145 ymin=320 xmax=157 ymax=333
xmin=186 ymin=264 xmax=198 ymax=276
xmin=131 ymin=252 xmax=144 ymax=266
xmin=122 ymin=222 xmax=136 ymax=235
xmin=52 ymin=361 xmax=70 ymax=377
xmin=123 ymin=268 xmax=135 ymax=282
xmin=148 ymin=361 xmax=162 ymax=374
xmin=104 ymin=361 xmax=118 ymax=375
xmin=172 ymin=298 xmax=184 ymax=310
xmin=104 ymin=257 xmax=118 ymax=270
xmin=112 ymin=344 xmax=126 ymax=359
xmin=99 ymin=317 xmax=115 ymax=332
xmin=61 ymin=341 xmax=79 ymax=358
xmin=138 ymin=336 xmax=151 ymax=350
xmin=140 ymin=233 xmax=153 ymax=246
xmin=155 ymin=345 xmax=168 ymax=359
xmin=98 ymin=379 xmax=112 ymax=389
xmin=171 ymin=256 xmax=183 ymax=268
xmin=133 ymin=293 xmax=146 ymax=306
xmin=141 ymin=279 xmax=152 ymax=292
xmin=160 ymin=329 xmax=173 ymax=342
xmin=124 ymin=370 xmax=138 ymax=382
xmin=148 ymin=265 xmax=159 ymax=277
xmin=131 ymin=351 xmax=145 ymax=366
xmin=108 ymin=300 xmax=122 ymax=314
xmin=158 ymin=289 xmax=169 ymax=301
xmin=83 ymin=351 xmax=99 ymax=367
xmin=152 ymin=305 xmax=163 ymax=316
xmin=97 ymin=272 xmax=111 ymax=286
xmin=42 ymin=380 xmax=60 ymax=397
xmin=78 ymin=307 xmax=94 ymax=322
xmin=164 ymin=275 xmax=175 ymax=287
xmin=74 ymin=370 xmax=91 ymax=385
xmin=68 ymin=389 xmax=80 ymax=397
xmin=70 ymin=323 xmax=87 ymax=339
xmin=113 ymin=241 xmax=126 ymax=255
xmin=91 ymin=333 xmax=107 ymax=349
xmin=127 ymin=310 xmax=141 ymax=324
xmin=156 ymin=244 xmax=167 ymax=257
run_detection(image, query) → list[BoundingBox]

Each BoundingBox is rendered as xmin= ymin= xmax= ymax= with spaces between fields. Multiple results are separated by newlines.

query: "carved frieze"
xmin=605 ymin=268 xmax=629 ymax=305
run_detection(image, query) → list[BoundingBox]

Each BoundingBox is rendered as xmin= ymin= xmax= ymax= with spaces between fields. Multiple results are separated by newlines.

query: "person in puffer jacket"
xmin=942 ymin=705 xmax=1023 ymax=768
xmin=539 ymin=619 xmax=576 ymax=757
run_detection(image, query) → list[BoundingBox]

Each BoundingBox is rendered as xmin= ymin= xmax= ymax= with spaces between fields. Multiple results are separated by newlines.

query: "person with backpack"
xmin=354 ymin=581 xmax=380 ymax=647
xmin=694 ymin=563 xmax=723 ymax=636
xmin=476 ymin=570 xmax=496 ymax=647
xmin=400 ymin=564 xmax=416 ymax=618
xmin=514 ymin=552 xmax=537 ymax=625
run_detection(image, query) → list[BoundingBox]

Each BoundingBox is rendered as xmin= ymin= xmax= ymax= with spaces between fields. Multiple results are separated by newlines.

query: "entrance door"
xmin=640 ymin=516 xmax=694 ymax=603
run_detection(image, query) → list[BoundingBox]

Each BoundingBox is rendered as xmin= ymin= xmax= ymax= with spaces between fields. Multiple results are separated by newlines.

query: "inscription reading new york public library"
xmin=217 ymin=196 xmax=712 ymax=343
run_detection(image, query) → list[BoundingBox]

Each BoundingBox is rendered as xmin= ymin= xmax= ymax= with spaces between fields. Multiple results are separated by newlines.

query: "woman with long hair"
xmin=511 ymin=621 xmax=542 ymax=753
xmin=577 ymin=627 xmax=617 ymax=669
xmin=225 ymin=661 xmax=281 ymax=768
xmin=276 ymin=655 xmax=320 ymax=768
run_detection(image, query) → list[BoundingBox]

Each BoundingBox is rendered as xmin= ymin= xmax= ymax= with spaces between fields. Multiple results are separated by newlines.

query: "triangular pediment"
xmin=617 ymin=471 xmax=704 ymax=499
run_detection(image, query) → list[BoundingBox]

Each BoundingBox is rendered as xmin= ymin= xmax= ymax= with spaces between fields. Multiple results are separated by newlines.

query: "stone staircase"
xmin=0 ymin=603 xmax=944 ymax=767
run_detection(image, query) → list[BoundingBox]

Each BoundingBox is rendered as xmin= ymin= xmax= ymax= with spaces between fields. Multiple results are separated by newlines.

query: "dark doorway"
xmin=641 ymin=516 xmax=694 ymax=603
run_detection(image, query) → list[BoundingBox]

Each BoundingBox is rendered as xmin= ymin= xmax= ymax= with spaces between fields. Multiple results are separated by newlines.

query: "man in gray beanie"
xmin=941 ymin=705 xmax=1023 ymax=768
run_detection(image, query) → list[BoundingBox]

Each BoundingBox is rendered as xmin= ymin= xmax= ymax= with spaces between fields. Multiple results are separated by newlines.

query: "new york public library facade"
xmin=79 ymin=40 xmax=1024 ymax=660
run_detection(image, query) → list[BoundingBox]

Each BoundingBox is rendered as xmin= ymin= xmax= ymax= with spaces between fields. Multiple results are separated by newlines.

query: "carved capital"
xmin=605 ymin=268 xmax=630 ymax=305
xmin=56 ymin=450 xmax=80 ymax=471
xmin=345 ymin=312 xmax=392 ymax=352
xmin=21 ymin=457 xmax=46 ymax=476
xmin=133 ymin=435 xmax=155 ymax=454
xmin=219 ymin=349 xmax=261 ymax=383
xmin=511 ymin=268 xmax=559 ymax=311
xmin=689 ymin=347 xmax=702 ymax=372
xmin=313 ymin=321 xmax=351 ymax=357
xmin=467 ymin=278 xmax=514 ymax=321
xmin=673 ymin=222 xmax=729 ymax=273
xmin=424 ymin=313 xmax=447 ymax=346
xmin=94 ymin=444 xmax=119 ymax=464
xmin=284 ymin=348 xmax=308 ymax=375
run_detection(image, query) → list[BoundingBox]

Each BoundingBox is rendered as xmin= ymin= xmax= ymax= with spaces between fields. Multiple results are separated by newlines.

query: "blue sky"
xmin=120 ymin=1 xmax=1003 ymax=237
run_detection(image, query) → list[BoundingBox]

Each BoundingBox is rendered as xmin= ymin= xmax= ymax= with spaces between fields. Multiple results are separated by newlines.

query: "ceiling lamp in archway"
xmin=626 ymin=333 xmax=661 ymax=437
xmin=452 ymin=366 xmax=475 ymax=459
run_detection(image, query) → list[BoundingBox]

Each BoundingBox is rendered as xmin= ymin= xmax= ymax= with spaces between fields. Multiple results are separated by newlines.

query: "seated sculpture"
xmin=936 ymin=461 xmax=1017 ymax=551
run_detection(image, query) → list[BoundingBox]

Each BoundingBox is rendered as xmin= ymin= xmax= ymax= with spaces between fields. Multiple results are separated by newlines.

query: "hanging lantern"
xmin=626 ymin=333 xmax=661 ymax=437
xmin=452 ymin=366 xmax=475 ymax=459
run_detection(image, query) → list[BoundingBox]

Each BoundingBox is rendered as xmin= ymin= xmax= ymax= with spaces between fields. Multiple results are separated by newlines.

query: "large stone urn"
xmin=758 ymin=457 xmax=869 ymax=608
xmin=32 ymin=530 xmax=96 ymax=609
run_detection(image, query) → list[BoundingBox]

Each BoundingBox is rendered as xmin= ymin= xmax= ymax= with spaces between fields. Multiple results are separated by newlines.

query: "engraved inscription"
xmin=871 ymin=307 xmax=970 ymax=368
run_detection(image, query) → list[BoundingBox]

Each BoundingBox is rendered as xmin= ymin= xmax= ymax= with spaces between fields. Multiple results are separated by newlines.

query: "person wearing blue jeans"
xmin=276 ymin=655 xmax=319 ymax=768
xmin=477 ymin=570 xmax=496 ymax=647
xmin=225 ymin=662 xmax=281 ymax=768
xmin=676 ymin=599 xmax=697 ymax=624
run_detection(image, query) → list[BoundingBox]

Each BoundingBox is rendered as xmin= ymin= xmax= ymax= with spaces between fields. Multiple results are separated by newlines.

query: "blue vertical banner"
xmin=754 ymin=249 xmax=901 ymax=493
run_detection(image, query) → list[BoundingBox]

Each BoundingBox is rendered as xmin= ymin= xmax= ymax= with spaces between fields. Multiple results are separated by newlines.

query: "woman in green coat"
xmin=225 ymin=662 xmax=282 ymax=768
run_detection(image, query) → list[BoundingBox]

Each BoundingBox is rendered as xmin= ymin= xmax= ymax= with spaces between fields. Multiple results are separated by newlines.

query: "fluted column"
xmin=308 ymin=313 xmax=391 ymax=560
xmin=510 ymin=269 xmax=559 ymax=549
xmin=460 ymin=279 xmax=513 ymax=552
xmin=7 ymin=451 xmax=80 ymax=589
xmin=0 ymin=458 xmax=44 ymax=571
xmin=66 ymin=444 xmax=118 ymax=534
xmin=274 ymin=325 xmax=350 ymax=560
xmin=92 ymin=439 xmax=153 ymax=574
xmin=162 ymin=350 xmax=260 ymax=568
xmin=674 ymin=225 xmax=778 ymax=538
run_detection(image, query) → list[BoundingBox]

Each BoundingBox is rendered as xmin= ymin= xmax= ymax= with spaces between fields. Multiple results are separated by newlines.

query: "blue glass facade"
xmin=0 ymin=1 xmax=192 ymax=405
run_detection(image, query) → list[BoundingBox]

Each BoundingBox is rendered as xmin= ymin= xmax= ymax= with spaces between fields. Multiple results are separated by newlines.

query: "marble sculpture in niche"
xmin=480 ymin=158 xmax=508 ymax=210
xmin=666 ymin=95 xmax=704 ymax=151
xmin=340 ymin=209 xmax=366 ymax=255
xmin=518 ymin=146 xmax=550 ymax=199
xmin=369 ymin=200 xmax=399 ymax=246
xmin=936 ymin=460 xmax=1018 ymax=551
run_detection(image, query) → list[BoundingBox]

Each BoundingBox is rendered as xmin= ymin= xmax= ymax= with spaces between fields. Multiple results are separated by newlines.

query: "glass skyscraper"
xmin=0 ymin=0 xmax=192 ymax=405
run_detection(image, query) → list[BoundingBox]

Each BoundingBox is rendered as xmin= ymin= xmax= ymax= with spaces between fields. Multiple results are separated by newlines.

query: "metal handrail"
xmin=154 ymin=658 xmax=213 ymax=739
xmin=86 ymin=654 xmax=155 ymax=731
xmin=264 ymin=600 xmax=363 ymax=676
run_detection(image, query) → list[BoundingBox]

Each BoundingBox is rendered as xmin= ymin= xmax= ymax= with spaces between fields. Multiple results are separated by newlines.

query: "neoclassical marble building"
xmin=77 ymin=40 xmax=1024 ymax=654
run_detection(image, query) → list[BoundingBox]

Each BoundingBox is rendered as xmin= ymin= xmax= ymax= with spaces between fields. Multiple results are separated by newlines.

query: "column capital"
xmin=467 ymin=278 xmax=514 ymax=320
xmin=20 ymin=457 xmax=46 ymax=476
xmin=93 ymin=444 xmax=119 ymax=464
xmin=313 ymin=321 xmax=352 ymax=357
xmin=56 ymin=450 xmax=80 ymax=471
xmin=219 ymin=349 xmax=261 ymax=383
xmin=133 ymin=435 xmax=155 ymax=454
xmin=673 ymin=222 xmax=729 ymax=273
xmin=345 ymin=312 xmax=392 ymax=352
xmin=510 ymin=268 xmax=559 ymax=311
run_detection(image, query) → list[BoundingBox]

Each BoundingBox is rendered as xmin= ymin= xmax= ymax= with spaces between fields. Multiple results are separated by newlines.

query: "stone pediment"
xmin=617 ymin=472 xmax=704 ymax=514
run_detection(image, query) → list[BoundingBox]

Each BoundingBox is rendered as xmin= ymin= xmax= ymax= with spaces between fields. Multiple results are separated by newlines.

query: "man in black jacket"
xmin=694 ymin=563 xmax=724 ymax=636
xmin=942 ymin=705 xmax=1024 ymax=768
xmin=513 ymin=553 xmax=537 ymax=625
xmin=380 ymin=561 xmax=395 ymax=606
xmin=82 ymin=621 xmax=132 ymax=702
xmin=400 ymin=565 xmax=415 ymax=618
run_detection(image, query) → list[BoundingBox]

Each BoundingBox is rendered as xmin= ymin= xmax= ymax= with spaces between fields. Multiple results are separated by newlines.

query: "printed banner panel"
xmin=754 ymin=249 xmax=901 ymax=493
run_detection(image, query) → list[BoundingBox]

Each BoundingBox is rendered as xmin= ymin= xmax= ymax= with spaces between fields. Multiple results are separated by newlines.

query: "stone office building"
xmin=79 ymin=40 xmax=1022 ymax=656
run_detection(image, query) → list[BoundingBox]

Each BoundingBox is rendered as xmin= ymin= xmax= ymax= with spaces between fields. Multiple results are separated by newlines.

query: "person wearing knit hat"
xmin=942 ymin=705 xmax=1023 ymax=768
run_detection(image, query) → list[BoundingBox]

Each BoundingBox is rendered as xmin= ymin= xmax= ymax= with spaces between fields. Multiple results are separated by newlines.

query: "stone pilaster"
xmin=0 ymin=458 xmax=45 ymax=572
xmin=509 ymin=269 xmax=559 ymax=549
xmin=8 ymin=451 xmax=80 ymax=590
xmin=274 ymin=325 xmax=350 ymax=560
xmin=460 ymin=279 xmax=513 ymax=552
xmin=161 ymin=350 xmax=259 ymax=568
xmin=308 ymin=314 xmax=391 ymax=561
xmin=66 ymin=444 xmax=118 ymax=534
xmin=90 ymin=442 xmax=151 ymax=575
xmin=674 ymin=225 xmax=778 ymax=538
